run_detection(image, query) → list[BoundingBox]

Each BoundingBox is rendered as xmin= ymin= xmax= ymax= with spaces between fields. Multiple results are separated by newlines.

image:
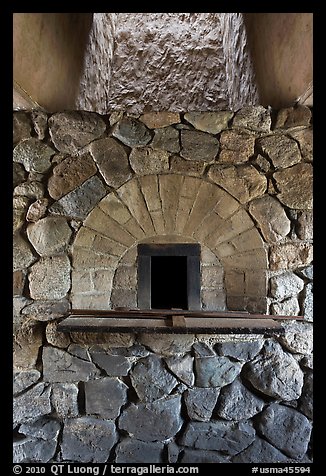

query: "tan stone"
xmin=13 ymin=234 xmax=37 ymax=271
xmin=70 ymin=293 xmax=110 ymax=310
xmin=92 ymin=234 xmax=127 ymax=257
xmin=138 ymin=175 xmax=161 ymax=211
xmin=231 ymin=106 xmax=271 ymax=133
xmin=13 ymin=196 xmax=29 ymax=233
xmin=297 ymin=211 xmax=313 ymax=240
xmin=117 ymin=179 xmax=155 ymax=235
xmin=201 ymin=266 xmax=224 ymax=288
xmin=110 ymin=289 xmax=137 ymax=309
xmin=183 ymin=182 xmax=225 ymax=235
xmin=175 ymin=196 xmax=197 ymax=234
xmin=288 ymin=128 xmax=313 ymax=162
xmin=74 ymin=227 xmax=95 ymax=248
xmin=149 ymin=210 xmax=165 ymax=235
xmin=219 ymin=130 xmax=255 ymax=164
xmin=159 ymin=175 xmax=184 ymax=233
xmin=201 ymin=289 xmax=227 ymax=311
xmin=269 ymin=243 xmax=313 ymax=270
xmin=48 ymin=153 xmax=97 ymax=200
xmin=13 ymin=319 xmax=44 ymax=370
xmin=227 ymin=295 xmax=268 ymax=313
xmin=222 ymin=249 xmax=268 ymax=270
xmin=113 ymin=265 xmax=137 ymax=289
xmin=84 ymin=207 xmax=135 ymax=247
xmin=46 ymin=321 xmax=71 ymax=348
xmin=245 ymin=270 xmax=267 ymax=296
xmin=205 ymin=209 xmax=254 ymax=249
xmin=27 ymin=217 xmax=72 ymax=256
xmin=193 ymin=212 xmax=224 ymax=244
xmin=29 ymin=255 xmax=71 ymax=300
xmin=230 ymin=228 xmax=264 ymax=252
xmin=274 ymin=105 xmax=312 ymax=129
xmin=274 ymin=163 xmax=313 ymax=210
xmin=180 ymin=176 xmax=202 ymax=199
xmin=201 ymin=247 xmax=221 ymax=265
xmin=224 ymin=269 xmax=245 ymax=296
xmin=99 ymin=194 xmax=131 ymax=225
xmin=124 ymin=217 xmax=147 ymax=240
xmin=13 ymin=270 xmax=26 ymax=296
xmin=257 ymin=135 xmax=301 ymax=170
xmin=73 ymin=248 xmax=119 ymax=270
xmin=130 ymin=147 xmax=170 ymax=175
xmin=13 ymin=112 xmax=31 ymax=144
xmin=138 ymin=333 xmax=195 ymax=356
xmin=249 ymin=195 xmax=291 ymax=243
xmin=71 ymin=270 xmax=93 ymax=294
xmin=14 ymin=180 xmax=45 ymax=199
xmin=26 ymin=198 xmax=49 ymax=222
xmin=213 ymin=192 xmax=240 ymax=220
xmin=71 ymin=332 xmax=135 ymax=347
xmin=170 ymin=156 xmax=206 ymax=176
xmin=92 ymin=269 xmax=115 ymax=292
xmin=139 ymin=112 xmax=180 ymax=129
xmin=208 ymin=164 xmax=267 ymax=204
xmin=184 ymin=111 xmax=233 ymax=134
xmin=89 ymin=137 xmax=132 ymax=188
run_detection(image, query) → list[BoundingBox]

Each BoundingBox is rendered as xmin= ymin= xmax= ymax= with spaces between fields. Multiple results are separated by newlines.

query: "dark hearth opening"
xmin=151 ymin=256 xmax=188 ymax=309
xmin=137 ymin=243 xmax=201 ymax=310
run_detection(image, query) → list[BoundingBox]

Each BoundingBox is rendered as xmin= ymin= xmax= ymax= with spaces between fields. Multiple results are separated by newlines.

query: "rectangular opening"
xmin=151 ymin=256 xmax=188 ymax=309
xmin=137 ymin=243 xmax=201 ymax=310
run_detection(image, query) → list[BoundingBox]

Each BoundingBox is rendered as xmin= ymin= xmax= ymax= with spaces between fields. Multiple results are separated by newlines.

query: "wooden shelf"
xmin=56 ymin=309 xmax=303 ymax=335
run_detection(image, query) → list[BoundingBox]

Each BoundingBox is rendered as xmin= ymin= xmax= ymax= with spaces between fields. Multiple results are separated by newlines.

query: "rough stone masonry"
xmin=13 ymin=105 xmax=312 ymax=463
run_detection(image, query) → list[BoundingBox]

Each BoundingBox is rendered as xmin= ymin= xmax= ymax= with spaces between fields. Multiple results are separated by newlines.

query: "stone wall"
xmin=13 ymin=106 xmax=313 ymax=463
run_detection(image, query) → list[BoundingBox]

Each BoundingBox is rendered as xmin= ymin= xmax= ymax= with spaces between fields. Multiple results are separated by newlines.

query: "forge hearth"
xmin=137 ymin=244 xmax=201 ymax=311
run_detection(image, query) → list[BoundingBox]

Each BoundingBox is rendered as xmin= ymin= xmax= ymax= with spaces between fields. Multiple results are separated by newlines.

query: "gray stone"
xmin=13 ymin=437 xmax=57 ymax=463
xmin=298 ymin=372 xmax=313 ymax=419
xmin=219 ymin=129 xmax=255 ymax=164
xmin=13 ymin=138 xmax=55 ymax=173
xmin=13 ymin=162 xmax=27 ymax=188
xmin=29 ymin=255 xmax=71 ymax=300
xmin=112 ymin=117 xmax=152 ymax=147
xmin=288 ymin=128 xmax=313 ymax=162
xmin=109 ymin=344 xmax=149 ymax=357
xmin=48 ymin=153 xmax=97 ymax=199
xmin=130 ymin=355 xmax=178 ymax=402
xmin=119 ymin=395 xmax=182 ymax=442
xmin=31 ymin=110 xmax=48 ymax=140
xmin=297 ymin=211 xmax=313 ymax=240
xmin=51 ymin=383 xmax=79 ymax=418
xmin=301 ymin=355 xmax=313 ymax=370
xmin=115 ymin=438 xmax=164 ymax=463
xmin=67 ymin=344 xmax=89 ymax=360
xmin=13 ymin=296 xmax=31 ymax=333
xmin=270 ymin=272 xmax=305 ymax=300
xmin=42 ymin=347 xmax=100 ymax=382
xmin=22 ymin=299 xmax=70 ymax=322
xmin=165 ymin=355 xmax=195 ymax=386
xmin=180 ymin=130 xmax=219 ymax=162
xmin=274 ymin=105 xmax=312 ymax=129
xmin=61 ymin=417 xmax=118 ymax=463
xmin=232 ymin=437 xmax=288 ymax=463
xmin=302 ymin=283 xmax=313 ymax=322
xmin=138 ymin=333 xmax=195 ymax=356
xmin=184 ymin=387 xmax=220 ymax=421
xmin=244 ymin=340 xmax=304 ymax=400
xmin=14 ymin=180 xmax=45 ymax=199
xmin=85 ymin=377 xmax=128 ymax=418
xmin=180 ymin=449 xmax=230 ymax=463
xmin=13 ymin=319 xmax=43 ymax=370
xmin=192 ymin=342 xmax=216 ymax=357
xmin=216 ymin=340 xmax=264 ymax=361
xmin=271 ymin=297 xmax=300 ymax=317
xmin=257 ymin=404 xmax=312 ymax=459
xmin=49 ymin=111 xmax=106 ymax=154
xmin=89 ymin=137 xmax=132 ymax=188
xmin=13 ymin=112 xmax=32 ymax=143
xmin=257 ymin=135 xmax=301 ymax=170
xmin=274 ymin=163 xmax=313 ymax=210
xmin=279 ymin=321 xmax=313 ymax=355
xmin=20 ymin=417 xmax=61 ymax=440
xmin=13 ymin=383 xmax=52 ymax=427
xmin=27 ymin=217 xmax=72 ymax=256
xmin=90 ymin=351 xmax=132 ymax=376
xmin=13 ymin=196 xmax=29 ymax=233
xmin=208 ymin=164 xmax=267 ymax=204
xmin=129 ymin=146 xmax=170 ymax=174
xmin=269 ymin=243 xmax=313 ymax=270
xmin=139 ymin=111 xmax=180 ymax=129
xmin=46 ymin=321 xmax=71 ymax=348
xmin=49 ymin=176 xmax=107 ymax=220
xmin=13 ymin=234 xmax=37 ymax=272
xmin=13 ymin=370 xmax=41 ymax=395
xmin=151 ymin=126 xmax=180 ymax=153
xmin=26 ymin=198 xmax=49 ymax=222
xmin=248 ymin=195 xmax=291 ymax=242
xmin=195 ymin=356 xmax=242 ymax=387
xmin=184 ymin=111 xmax=233 ymax=134
xmin=179 ymin=420 xmax=255 ymax=455
xmin=231 ymin=105 xmax=271 ymax=132
xmin=216 ymin=379 xmax=265 ymax=420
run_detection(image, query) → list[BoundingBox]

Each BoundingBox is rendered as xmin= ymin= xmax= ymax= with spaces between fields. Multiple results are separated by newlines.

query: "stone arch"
xmin=71 ymin=174 xmax=267 ymax=312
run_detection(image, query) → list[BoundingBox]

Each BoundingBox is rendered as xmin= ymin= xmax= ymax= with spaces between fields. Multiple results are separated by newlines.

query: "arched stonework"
xmin=71 ymin=174 xmax=267 ymax=312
